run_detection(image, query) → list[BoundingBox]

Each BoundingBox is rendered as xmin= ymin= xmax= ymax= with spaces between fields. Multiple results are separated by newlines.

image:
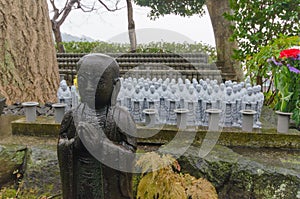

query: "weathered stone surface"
xmin=178 ymin=145 xmax=300 ymax=199
xmin=0 ymin=145 xmax=27 ymax=188
xmin=11 ymin=117 xmax=60 ymax=137
xmin=22 ymin=145 xmax=61 ymax=196
xmin=0 ymin=144 xmax=61 ymax=197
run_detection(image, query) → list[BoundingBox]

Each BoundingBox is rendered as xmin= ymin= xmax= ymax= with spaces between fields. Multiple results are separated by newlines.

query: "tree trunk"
xmin=0 ymin=0 xmax=60 ymax=104
xmin=126 ymin=0 xmax=137 ymax=52
xmin=206 ymin=0 xmax=244 ymax=82
xmin=52 ymin=22 xmax=65 ymax=53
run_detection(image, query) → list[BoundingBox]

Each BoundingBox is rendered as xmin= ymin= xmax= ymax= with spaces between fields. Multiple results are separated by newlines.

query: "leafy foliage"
xmin=246 ymin=36 xmax=299 ymax=83
xmin=133 ymin=0 xmax=206 ymax=19
xmin=224 ymin=0 xmax=299 ymax=83
xmin=272 ymin=47 xmax=300 ymax=126
xmin=136 ymin=152 xmax=218 ymax=199
xmin=57 ymin=41 xmax=217 ymax=62
xmin=0 ymin=184 xmax=57 ymax=199
xmin=246 ymin=35 xmax=299 ymax=106
xmin=246 ymin=35 xmax=300 ymax=125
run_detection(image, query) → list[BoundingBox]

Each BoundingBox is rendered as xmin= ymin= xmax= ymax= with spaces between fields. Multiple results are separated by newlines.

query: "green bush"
xmin=56 ymin=41 xmax=217 ymax=62
xmin=246 ymin=35 xmax=299 ymax=108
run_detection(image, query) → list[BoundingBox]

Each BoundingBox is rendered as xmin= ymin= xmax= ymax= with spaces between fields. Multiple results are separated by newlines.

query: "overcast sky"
xmin=49 ymin=1 xmax=215 ymax=46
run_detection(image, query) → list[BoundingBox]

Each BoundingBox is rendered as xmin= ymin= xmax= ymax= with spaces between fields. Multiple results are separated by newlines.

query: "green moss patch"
xmin=11 ymin=117 xmax=60 ymax=137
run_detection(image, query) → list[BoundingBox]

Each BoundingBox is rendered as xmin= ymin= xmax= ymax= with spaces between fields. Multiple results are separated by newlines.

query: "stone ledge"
xmin=10 ymin=116 xmax=300 ymax=149
xmin=11 ymin=117 xmax=60 ymax=137
xmin=137 ymin=125 xmax=300 ymax=149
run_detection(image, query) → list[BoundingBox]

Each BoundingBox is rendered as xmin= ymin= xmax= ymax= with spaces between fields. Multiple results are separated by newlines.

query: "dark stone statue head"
xmin=77 ymin=54 xmax=120 ymax=109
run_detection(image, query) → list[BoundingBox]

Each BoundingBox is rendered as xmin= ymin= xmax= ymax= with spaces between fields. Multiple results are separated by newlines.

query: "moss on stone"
xmin=11 ymin=116 xmax=60 ymax=137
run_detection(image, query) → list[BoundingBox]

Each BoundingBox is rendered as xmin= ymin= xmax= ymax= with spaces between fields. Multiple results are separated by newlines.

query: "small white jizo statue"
xmin=223 ymin=87 xmax=235 ymax=127
xmin=148 ymin=85 xmax=159 ymax=109
xmin=185 ymin=85 xmax=197 ymax=125
xmin=57 ymin=80 xmax=71 ymax=103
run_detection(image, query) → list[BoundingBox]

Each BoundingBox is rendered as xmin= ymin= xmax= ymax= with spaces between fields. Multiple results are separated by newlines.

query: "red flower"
xmin=279 ymin=48 xmax=300 ymax=59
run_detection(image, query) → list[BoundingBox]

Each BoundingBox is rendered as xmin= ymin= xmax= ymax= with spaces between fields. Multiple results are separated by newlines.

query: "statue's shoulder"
xmin=60 ymin=110 xmax=75 ymax=138
xmin=112 ymin=105 xmax=137 ymax=136
xmin=60 ymin=104 xmax=85 ymax=138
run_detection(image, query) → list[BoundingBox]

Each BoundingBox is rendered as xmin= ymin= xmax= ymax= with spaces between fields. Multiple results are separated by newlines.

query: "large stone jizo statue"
xmin=58 ymin=54 xmax=137 ymax=199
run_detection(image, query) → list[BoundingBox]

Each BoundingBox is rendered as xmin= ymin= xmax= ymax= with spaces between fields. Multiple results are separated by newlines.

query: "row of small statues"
xmin=57 ymin=76 xmax=264 ymax=127
xmin=117 ymin=77 xmax=264 ymax=127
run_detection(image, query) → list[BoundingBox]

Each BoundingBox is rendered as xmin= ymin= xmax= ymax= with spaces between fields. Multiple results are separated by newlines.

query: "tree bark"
xmin=206 ymin=0 xmax=244 ymax=81
xmin=52 ymin=22 xmax=65 ymax=53
xmin=126 ymin=0 xmax=137 ymax=52
xmin=0 ymin=0 xmax=60 ymax=104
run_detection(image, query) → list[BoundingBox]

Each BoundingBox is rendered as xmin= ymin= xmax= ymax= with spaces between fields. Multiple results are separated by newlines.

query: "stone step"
xmin=57 ymin=57 xmax=208 ymax=64
xmin=10 ymin=116 xmax=300 ymax=149
xmin=57 ymin=52 xmax=208 ymax=59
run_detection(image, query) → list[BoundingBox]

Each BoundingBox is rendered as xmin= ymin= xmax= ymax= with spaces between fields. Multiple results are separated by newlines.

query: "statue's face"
xmin=178 ymin=84 xmax=184 ymax=91
xmin=247 ymin=88 xmax=253 ymax=95
xmin=254 ymin=86 xmax=260 ymax=93
xmin=61 ymin=84 xmax=68 ymax=91
xmin=139 ymin=83 xmax=143 ymax=90
xmin=162 ymin=84 xmax=167 ymax=91
xmin=196 ymin=85 xmax=201 ymax=92
xmin=226 ymin=88 xmax=232 ymax=95
xmin=170 ymin=86 xmax=176 ymax=94
xmin=150 ymin=86 xmax=155 ymax=93
xmin=135 ymin=87 xmax=140 ymax=93
xmin=127 ymin=84 xmax=132 ymax=91
xmin=237 ymin=84 xmax=242 ymax=91
xmin=257 ymin=85 xmax=261 ymax=92
xmin=233 ymin=85 xmax=238 ymax=93
xmin=220 ymin=83 xmax=225 ymax=91
xmin=214 ymin=85 xmax=219 ymax=92
xmin=178 ymin=78 xmax=183 ymax=84
xmin=186 ymin=83 xmax=191 ymax=89
xmin=78 ymin=66 xmax=100 ymax=106
xmin=77 ymin=55 xmax=119 ymax=108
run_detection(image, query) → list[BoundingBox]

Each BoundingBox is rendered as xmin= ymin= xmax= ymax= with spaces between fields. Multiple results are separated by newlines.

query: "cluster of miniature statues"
xmin=57 ymin=76 xmax=264 ymax=128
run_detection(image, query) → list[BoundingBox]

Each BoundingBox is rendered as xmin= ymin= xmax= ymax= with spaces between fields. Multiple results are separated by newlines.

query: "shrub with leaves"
xmin=136 ymin=152 xmax=218 ymax=199
xmin=57 ymin=41 xmax=217 ymax=63
xmin=246 ymin=35 xmax=299 ymax=107
xmin=224 ymin=0 xmax=299 ymax=85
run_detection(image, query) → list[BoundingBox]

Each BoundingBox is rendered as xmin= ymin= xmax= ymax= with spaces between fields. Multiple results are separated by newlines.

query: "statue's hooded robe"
xmin=58 ymin=54 xmax=137 ymax=199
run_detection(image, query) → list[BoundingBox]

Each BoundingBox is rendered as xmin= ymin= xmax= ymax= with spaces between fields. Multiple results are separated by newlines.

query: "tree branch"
xmin=98 ymin=0 xmax=120 ymax=12
xmin=49 ymin=0 xmax=60 ymax=21
xmin=57 ymin=0 xmax=79 ymax=27
xmin=78 ymin=2 xmax=97 ymax=12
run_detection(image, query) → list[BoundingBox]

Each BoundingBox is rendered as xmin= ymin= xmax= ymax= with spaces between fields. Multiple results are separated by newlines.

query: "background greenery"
xmin=56 ymin=41 xmax=217 ymax=62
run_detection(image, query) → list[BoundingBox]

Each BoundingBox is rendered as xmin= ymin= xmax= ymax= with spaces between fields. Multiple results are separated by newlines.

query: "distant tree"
xmin=49 ymin=0 xmax=121 ymax=53
xmin=126 ymin=0 xmax=137 ymax=52
xmin=0 ymin=0 xmax=59 ymax=104
xmin=134 ymin=0 xmax=244 ymax=81
xmin=224 ymin=0 xmax=300 ymax=85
